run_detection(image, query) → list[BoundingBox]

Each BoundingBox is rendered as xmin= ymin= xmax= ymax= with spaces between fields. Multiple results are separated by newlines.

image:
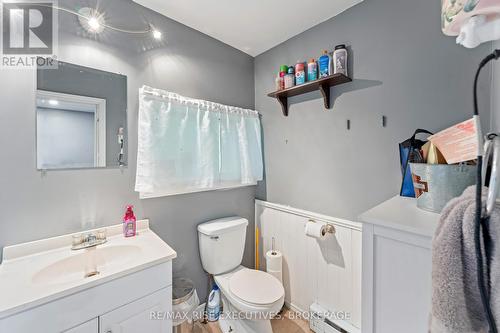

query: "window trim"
xmin=139 ymin=182 xmax=258 ymax=199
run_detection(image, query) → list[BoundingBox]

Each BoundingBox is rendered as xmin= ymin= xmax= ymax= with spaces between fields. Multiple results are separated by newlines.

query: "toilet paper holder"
xmin=308 ymin=219 xmax=336 ymax=235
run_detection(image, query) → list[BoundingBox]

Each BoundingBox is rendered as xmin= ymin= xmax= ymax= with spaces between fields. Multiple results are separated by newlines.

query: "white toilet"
xmin=198 ymin=217 xmax=285 ymax=333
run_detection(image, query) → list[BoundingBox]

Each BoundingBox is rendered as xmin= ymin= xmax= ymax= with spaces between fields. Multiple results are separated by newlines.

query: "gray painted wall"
xmin=0 ymin=0 xmax=255 ymax=301
xmin=254 ymin=0 xmax=492 ymax=220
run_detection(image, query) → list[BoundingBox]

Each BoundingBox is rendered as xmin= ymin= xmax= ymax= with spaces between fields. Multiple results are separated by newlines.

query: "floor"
xmin=192 ymin=308 xmax=313 ymax=333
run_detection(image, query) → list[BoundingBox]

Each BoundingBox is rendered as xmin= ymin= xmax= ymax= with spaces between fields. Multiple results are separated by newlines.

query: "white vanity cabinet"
xmin=359 ymin=196 xmax=440 ymax=333
xmin=65 ymin=288 xmax=172 ymax=333
xmin=1 ymin=261 xmax=173 ymax=333
xmin=99 ymin=286 xmax=172 ymax=333
xmin=0 ymin=221 xmax=176 ymax=333
xmin=64 ymin=319 xmax=98 ymax=333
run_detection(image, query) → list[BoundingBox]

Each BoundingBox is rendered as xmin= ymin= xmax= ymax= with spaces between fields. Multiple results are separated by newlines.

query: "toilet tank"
xmin=198 ymin=217 xmax=248 ymax=275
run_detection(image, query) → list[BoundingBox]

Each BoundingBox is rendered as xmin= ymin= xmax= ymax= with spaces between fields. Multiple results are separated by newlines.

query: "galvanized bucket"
xmin=409 ymin=163 xmax=476 ymax=213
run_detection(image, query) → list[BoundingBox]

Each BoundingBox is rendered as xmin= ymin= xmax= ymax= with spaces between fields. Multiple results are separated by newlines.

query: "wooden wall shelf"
xmin=267 ymin=73 xmax=352 ymax=116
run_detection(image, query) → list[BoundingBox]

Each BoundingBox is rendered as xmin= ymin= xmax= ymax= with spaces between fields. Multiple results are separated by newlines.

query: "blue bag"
xmin=399 ymin=129 xmax=432 ymax=197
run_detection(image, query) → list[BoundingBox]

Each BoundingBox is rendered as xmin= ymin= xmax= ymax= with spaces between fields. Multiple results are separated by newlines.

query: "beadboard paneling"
xmin=255 ymin=200 xmax=362 ymax=329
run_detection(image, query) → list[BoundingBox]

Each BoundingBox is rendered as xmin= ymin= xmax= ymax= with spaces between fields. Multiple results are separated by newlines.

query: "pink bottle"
xmin=123 ymin=205 xmax=137 ymax=237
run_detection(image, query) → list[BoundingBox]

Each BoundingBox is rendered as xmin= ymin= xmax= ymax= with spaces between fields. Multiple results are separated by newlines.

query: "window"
xmin=36 ymin=90 xmax=106 ymax=169
xmin=135 ymin=86 xmax=263 ymax=198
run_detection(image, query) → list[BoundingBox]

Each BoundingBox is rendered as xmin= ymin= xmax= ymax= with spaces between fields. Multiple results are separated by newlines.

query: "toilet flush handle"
xmin=210 ymin=236 xmax=219 ymax=240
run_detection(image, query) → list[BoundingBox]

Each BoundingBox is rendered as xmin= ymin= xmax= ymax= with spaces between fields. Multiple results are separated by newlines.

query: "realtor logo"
xmin=1 ymin=0 xmax=57 ymax=68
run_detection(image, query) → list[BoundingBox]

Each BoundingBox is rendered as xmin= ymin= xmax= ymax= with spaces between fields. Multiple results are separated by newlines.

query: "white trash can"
xmin=173 ymin=278 xmax=200 ymax=333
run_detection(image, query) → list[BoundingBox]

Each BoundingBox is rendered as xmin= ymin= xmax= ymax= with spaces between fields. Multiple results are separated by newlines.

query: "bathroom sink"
xmin=32 ymin=245 xmax=141 ymax=285
xmin=0 ymin=220 xmax=177 ymax=320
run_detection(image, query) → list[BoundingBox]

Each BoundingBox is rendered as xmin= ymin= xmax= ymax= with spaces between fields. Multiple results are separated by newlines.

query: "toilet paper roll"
xmin=266 ymin=250 xmax=283 ymax=283
xmin=268 ymin=269 xmax=283 ymax=284
xmin=305 ymin=221 xmax=328 ymax=239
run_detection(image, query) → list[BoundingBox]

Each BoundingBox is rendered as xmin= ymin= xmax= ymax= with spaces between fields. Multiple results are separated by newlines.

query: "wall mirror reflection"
xmin=36 ymin=61 xmax=127 ymax=170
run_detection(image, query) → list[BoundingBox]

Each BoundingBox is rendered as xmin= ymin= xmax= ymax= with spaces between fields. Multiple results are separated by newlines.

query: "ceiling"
xmin=133 ymin=0 xmax=363 ymax=57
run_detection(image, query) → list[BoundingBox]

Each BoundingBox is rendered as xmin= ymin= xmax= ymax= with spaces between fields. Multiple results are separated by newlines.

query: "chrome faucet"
xmin=71 ymin=229 xmax=107 ymax=250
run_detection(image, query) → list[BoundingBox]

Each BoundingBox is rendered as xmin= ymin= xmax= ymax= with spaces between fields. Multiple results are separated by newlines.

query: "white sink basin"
xmin=32 ymin=245 xmax=141 ymax=285
xmin=0 ymin=220 xmax=177 ymax=320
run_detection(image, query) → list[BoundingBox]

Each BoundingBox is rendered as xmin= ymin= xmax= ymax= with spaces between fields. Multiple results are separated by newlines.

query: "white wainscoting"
xmin=255 ymin=200 xmax=362 ymax=330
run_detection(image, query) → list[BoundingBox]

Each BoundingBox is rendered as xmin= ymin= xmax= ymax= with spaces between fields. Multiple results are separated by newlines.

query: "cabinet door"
xmin=363 ymin=224 xmax=432 ymax=333
xmin=100 ymin=287 xmax=172 ymax=333
xmin=64 ymin=319 xmax=98 ymax=333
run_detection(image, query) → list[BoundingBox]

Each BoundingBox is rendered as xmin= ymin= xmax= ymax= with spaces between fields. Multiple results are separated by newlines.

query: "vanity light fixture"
xmin=87 ymin=17 xmax=102 ymax=32
xmin=78 ymin=7 xmax=105 ymax=34
xmin=152 ymin=29 xmax=162 ymax=40
xmin=43 ymin=5 xmax=163 ymax=40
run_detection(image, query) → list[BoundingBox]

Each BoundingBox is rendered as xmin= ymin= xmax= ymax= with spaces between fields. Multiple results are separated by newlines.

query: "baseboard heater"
xmin=309 ymin=303 xmax=360 ymax=333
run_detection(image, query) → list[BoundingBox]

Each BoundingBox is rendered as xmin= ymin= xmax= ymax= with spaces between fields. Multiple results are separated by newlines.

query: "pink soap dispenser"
xmin=123 ymin=205 xmax=137 ymax=237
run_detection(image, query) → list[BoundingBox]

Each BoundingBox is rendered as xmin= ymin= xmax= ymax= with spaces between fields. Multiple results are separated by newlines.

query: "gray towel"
xmin=430 ymin=185 xmax=500 ymax=333
xmin=490 ymin=193 xmax=500 ymax=331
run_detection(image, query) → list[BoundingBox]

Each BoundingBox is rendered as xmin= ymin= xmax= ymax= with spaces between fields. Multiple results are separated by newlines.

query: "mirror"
xmin=36 ymin=61 xmax=127 ymax=170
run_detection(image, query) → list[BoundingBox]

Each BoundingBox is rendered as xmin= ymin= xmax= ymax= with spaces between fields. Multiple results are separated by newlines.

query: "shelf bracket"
xmin=318 ymin=84 xmax=330 ymax=109
xmin=277 ymin=96 xmax=288 ymax=116
xmin=267 ymin=74 xmax=351 ymax=116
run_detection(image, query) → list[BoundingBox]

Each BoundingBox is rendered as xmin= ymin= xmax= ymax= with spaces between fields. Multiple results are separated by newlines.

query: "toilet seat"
xmin=214 ymin=266 xmax=285 ymax=333
xmin=229 ymin=268 xmax=284 ymax=306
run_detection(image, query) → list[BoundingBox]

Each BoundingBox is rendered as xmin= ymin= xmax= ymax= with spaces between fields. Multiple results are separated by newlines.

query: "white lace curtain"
xmin=135 ymin=86 xmax=263 ymax=198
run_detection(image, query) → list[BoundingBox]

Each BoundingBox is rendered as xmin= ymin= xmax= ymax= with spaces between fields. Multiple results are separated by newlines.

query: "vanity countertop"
xmin=359 ymin=195 xmax=440 ymax=238
xmin=0 ymin=220 xmax=176 ymax=319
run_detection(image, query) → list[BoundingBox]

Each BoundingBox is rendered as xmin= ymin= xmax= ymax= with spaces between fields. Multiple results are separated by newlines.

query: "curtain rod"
xmin=140 ymin=86 xmax=260 ymax=116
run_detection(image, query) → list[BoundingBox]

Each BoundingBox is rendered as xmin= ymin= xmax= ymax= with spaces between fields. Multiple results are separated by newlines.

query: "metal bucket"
xmin=409 ymin=163 xmax=476 ymax=213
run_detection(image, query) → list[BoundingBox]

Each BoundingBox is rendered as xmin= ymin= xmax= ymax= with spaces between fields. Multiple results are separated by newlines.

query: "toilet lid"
xmin=229 ymin=269 xmax=284 ymax=306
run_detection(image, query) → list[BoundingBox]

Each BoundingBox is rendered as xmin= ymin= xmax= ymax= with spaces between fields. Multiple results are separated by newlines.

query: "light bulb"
xmin=78 ymin=8 xmax=105 ymax=33
xmin=88 ymin=17 xmax=100 ymax=32
xmin=48 ymin=99 xmax=59 ymax=106
xmin=152 ymin=30 xmax=162 ymax=40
